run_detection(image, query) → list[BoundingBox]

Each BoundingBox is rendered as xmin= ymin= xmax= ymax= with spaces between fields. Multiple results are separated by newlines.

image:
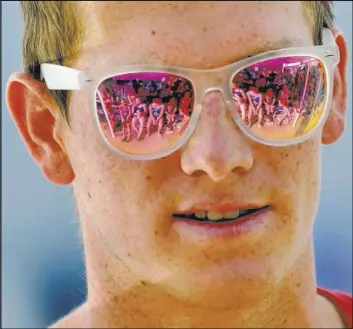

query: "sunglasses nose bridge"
xmin=193 ymin=70 xmax=231 ymax=101
xmin=192 ymin=88 xmax=234 ymax=122
xmin=195 ymin=70 xmax=234 ymax=111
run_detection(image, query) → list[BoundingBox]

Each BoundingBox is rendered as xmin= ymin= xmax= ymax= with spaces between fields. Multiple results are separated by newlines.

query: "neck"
xmin=81 ymin=219 xmax=326 ymax=328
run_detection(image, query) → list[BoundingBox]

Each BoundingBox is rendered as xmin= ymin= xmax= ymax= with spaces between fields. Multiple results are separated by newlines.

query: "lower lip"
xmin=171 ymin=207 xmax=271 ymax=239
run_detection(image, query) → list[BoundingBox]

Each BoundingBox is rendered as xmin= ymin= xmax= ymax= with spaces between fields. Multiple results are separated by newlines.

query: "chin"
xmin=166 ymin=272 xmax=273 ymax=310
xmin=156 ymin=258 xmax=278 ymax=309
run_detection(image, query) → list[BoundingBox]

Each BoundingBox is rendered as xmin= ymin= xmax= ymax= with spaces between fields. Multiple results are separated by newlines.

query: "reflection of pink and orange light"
xmin=94 ymin=56 xmax=327 ymax=155
xmin=231 ymin=55 xmax=326 ymax=138
xmin=96 ymin=90 xmax=118 ymax=138
xmin=99 ymin=119 xmax=188 ymax=155
xmin=249 ymin=56 xmax=314 ymax=71
xmin=95 ymin=72 xmax=194 ymax=151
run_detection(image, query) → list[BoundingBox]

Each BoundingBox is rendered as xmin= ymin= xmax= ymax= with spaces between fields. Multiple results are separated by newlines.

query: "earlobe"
xmin=6 ymin=73 xmax=75 ymax=185
xmin=322 ymin=29 xmax=348 ymax=145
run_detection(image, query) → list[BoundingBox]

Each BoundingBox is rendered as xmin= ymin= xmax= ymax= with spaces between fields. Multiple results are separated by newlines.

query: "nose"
xmin=180 ymin=91 xmax=254 ymax=182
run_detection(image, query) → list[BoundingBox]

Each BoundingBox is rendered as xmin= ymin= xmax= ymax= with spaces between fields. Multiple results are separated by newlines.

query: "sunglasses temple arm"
xmin=40 ymin=63 xmax=87 ymax=90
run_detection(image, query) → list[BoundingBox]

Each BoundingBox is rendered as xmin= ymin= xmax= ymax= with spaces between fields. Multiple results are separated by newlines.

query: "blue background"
xmin=2 ymin=1 xmax=352 ymax=328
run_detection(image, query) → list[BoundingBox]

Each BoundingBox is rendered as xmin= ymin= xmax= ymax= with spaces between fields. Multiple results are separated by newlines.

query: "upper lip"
xmin=176 ymin=202 xmax=269 ymax=213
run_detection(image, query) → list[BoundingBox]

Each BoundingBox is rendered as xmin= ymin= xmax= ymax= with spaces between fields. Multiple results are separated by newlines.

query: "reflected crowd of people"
xmin=96 ymin=74 xmax=193 ymax=142
xmin=232 ymin=58 xmax=325 ymax=128
xmin=96 ymin=58 xmax=325 ymax=143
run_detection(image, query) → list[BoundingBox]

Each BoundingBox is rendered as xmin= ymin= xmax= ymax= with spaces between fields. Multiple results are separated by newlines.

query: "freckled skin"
xmin=7 ymin=1 xmax=348 ymax=328
xmin=56 ymin=1 xmax=344 ymax=327
xmin=70 ymin=3 xmax=317 ymax=326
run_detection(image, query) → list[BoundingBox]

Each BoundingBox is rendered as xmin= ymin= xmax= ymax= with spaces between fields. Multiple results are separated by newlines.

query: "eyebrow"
xmin=246 ymin=38 xmax=308 ymax=58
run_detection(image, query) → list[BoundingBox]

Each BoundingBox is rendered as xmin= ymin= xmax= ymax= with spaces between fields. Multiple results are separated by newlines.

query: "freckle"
xmin=99 ymin=179 xmax=102 ymax=184
xmin=104 ymin=263 xmax=108 ymax=269
xmin=146 ymin=175 xmax=152 ymax=181
xmin=154 ymin=229 xmax=159 ymax=235
xmin=296 ymin=282 xmax=301 ymax=287
xmin=141 ymin=280 xmax=146 ymax=285
xmin=88 ymin=192 xmax=91 ymax=199
xmin=251 ymin=32 xmax=258 ymax=38
xmin=151 ymin=30 xmax=156 ymax=35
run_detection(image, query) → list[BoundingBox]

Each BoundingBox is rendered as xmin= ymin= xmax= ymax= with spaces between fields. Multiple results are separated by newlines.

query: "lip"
xmin=178 ymin=202 xmax=267 ymax=213
xmin=171 ymin=206 xmax=271 ymax=239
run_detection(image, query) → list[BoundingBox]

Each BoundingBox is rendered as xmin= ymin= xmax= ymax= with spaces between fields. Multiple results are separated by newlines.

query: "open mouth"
xmin=172 ymin=206 xmax=270 ymax=224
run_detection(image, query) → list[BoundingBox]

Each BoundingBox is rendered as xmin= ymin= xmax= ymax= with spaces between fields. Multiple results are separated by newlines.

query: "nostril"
xmin=189 ymin=170 xmax=205 ymax=178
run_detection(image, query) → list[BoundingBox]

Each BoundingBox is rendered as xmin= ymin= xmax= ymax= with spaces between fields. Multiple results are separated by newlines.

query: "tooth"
xmin=207 ymin=211 xmax=224 ymax=221
xmin=194 ymin=211 xmax=206 ymax=219
xmin=239 ymin=209 xmax=248 ymax=215
xmin=223 ymin=210 xmax=240 ymax=219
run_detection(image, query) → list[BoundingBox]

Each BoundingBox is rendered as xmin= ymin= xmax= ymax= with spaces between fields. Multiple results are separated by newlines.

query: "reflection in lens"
xmin=96 ymin=73 xmax=194 ymax=155
xmin=231 ymin=56 xmax=327 ymax=141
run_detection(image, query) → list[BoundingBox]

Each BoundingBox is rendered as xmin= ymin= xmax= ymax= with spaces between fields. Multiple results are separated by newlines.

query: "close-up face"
xmin=69 ymin=1 xmax=316 ymax=306
xmin=7 ymin=1 xmax=348 ymax=311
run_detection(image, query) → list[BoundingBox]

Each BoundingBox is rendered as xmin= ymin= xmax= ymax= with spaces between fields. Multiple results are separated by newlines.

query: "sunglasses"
xmin=41 ymin=28 xmax=339 ymax=161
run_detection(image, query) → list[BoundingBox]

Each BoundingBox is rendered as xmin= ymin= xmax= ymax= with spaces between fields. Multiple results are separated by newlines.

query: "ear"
xmin=6 ymin=73 xmax=75 ymax=185
xmin=322 ymin=28 xmax=348 ymax=145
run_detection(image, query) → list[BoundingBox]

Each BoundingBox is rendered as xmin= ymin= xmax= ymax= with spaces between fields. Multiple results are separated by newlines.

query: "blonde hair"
xmin=20 ymin=1 xmax=85 ymax=123
xmin=20 ymin=1 xmax=335 ymax=123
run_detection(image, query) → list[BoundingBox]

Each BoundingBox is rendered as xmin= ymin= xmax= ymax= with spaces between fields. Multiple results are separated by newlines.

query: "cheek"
xmin=64 ymin=97 xmax=179 ymax=214
xmin=64 ymin=97 xmax=131 ymax=206
xmin=289 ymin=138 xmax=321 ymax=207
xmin=265 ymin=136 xmax=321 ymax=227
xmin=251 ymin=135 xmax=321 ymax=227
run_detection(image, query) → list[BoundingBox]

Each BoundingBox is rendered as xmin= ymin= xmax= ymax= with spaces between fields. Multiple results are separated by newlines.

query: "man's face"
xmin=167 ymin=104 xmax=174 ymax=113
xmin=37 ymin=1 xmax=344 ymax=307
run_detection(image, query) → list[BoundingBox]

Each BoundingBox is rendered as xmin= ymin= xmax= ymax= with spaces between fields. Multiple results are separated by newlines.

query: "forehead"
xmin=76 ymin=1 xmax=313 ymax=69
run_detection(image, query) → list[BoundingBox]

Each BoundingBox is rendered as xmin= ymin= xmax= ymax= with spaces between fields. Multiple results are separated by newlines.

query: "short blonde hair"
xmin=20 ymin=1 xmax=335 ymax=123
xmin=20 ymin=1 xmax=85 ymax=124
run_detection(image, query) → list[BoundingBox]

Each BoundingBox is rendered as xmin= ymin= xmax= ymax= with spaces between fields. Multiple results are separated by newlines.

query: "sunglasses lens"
xmin=231 ymin=56 xmax=327 ymax=141
xmin=96 ymin=73 xmax=194 ymax=155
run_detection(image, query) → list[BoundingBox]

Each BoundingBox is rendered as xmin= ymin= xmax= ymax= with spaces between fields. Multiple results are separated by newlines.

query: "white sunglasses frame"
xmin=41 ymin=28 xmax=339 ymax=161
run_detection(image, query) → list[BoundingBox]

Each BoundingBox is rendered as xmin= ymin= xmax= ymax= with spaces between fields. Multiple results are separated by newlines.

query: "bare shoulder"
xmin=49 ymin=303 xmax=90 ymax=329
